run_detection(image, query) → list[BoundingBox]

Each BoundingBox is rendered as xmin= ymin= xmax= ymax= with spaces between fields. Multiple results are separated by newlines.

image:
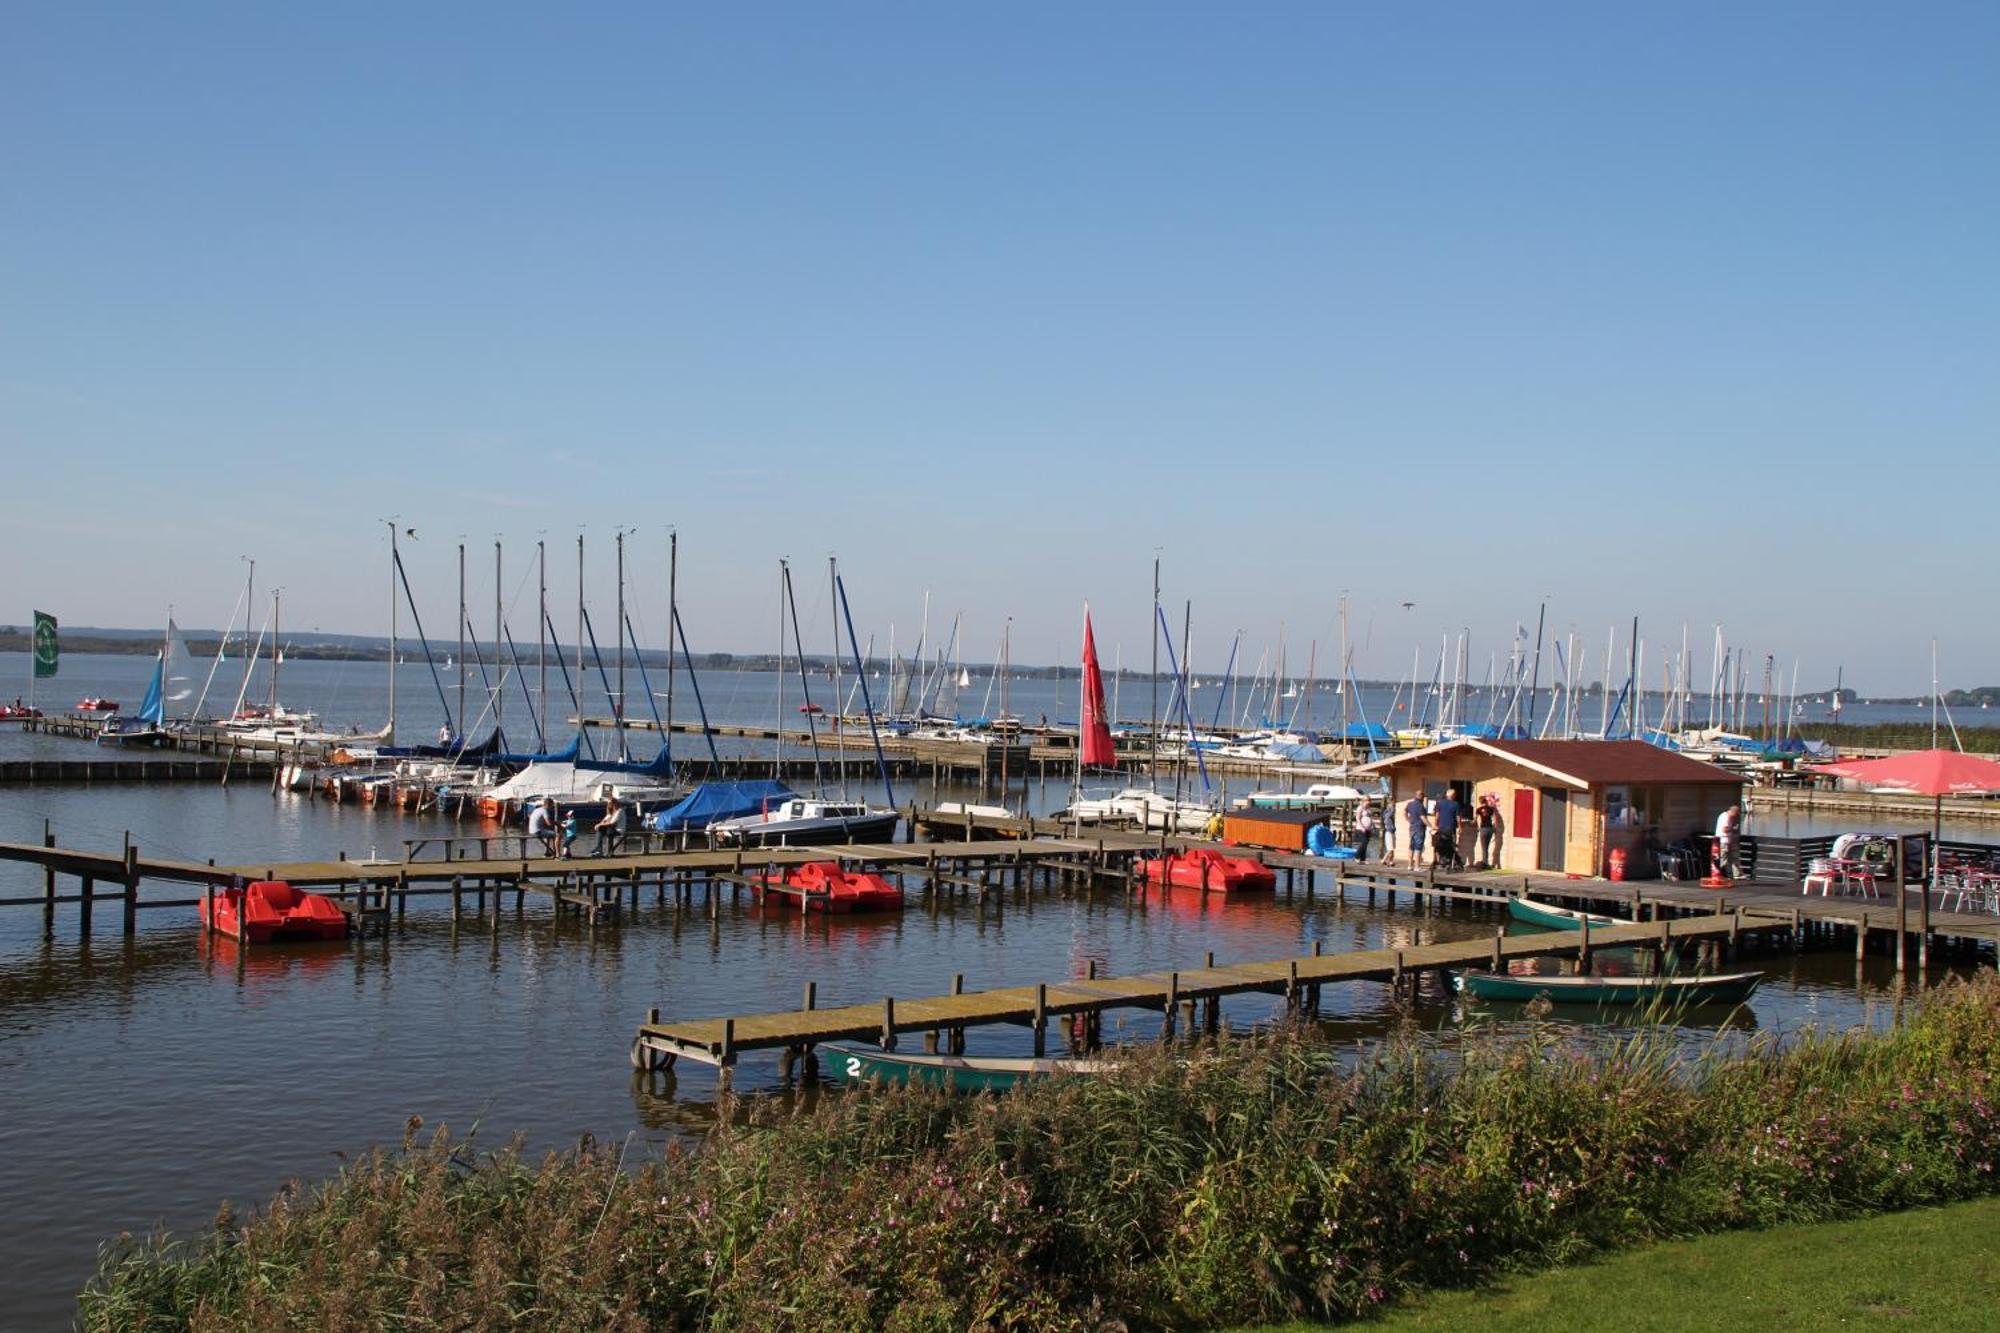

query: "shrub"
xmin=82 ymin=974 xmax=2000 ymax=1331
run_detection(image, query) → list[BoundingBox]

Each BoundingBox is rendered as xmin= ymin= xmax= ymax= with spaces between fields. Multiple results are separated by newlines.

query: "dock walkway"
xmin=633 ymin=911 xmax=1788 ymax=1080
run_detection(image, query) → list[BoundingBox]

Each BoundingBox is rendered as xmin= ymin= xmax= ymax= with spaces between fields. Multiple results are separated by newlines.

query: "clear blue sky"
xmin=5 ymin=3 xmax=1995 ymax=693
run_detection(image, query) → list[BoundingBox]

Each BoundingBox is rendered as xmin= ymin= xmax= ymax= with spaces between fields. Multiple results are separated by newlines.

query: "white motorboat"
xmin=708 ymin=797 xmax=901 ymax=848
xmin=1064 ymin=786 xmax=1217 ymax=835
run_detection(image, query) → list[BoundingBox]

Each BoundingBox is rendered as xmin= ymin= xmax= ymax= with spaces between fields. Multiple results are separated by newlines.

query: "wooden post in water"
xmin=122 ymin=838 xmax=139 ymax=937
xmin=880 ymin=997 xmax=897 ymax=1051
xmin=41 ymin=819 xmax=54 ymax=938
xmin=1894 ymin=850 xmax=1907 ymax=974
xmin=1033 ymin=983 xmax=1047 ymax=1056
xmin=1577 ymin=914 xmax=1592 ymax=974
xmin=1491 ymin=926 xmax=1505 ymax=972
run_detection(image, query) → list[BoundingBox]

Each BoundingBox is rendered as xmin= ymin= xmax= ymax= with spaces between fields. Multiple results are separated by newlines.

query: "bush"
xmin=82 ymin=975 xmax=2000 ymax=1331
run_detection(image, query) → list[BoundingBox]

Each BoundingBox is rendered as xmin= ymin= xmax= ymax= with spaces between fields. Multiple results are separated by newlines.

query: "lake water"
xmin=0 ymin=654 xmax=1988 ymax=1325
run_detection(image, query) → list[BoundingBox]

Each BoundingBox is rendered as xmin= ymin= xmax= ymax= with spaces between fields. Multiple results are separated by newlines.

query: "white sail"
xmin=164 ymin=619 xmax=196 ymax=704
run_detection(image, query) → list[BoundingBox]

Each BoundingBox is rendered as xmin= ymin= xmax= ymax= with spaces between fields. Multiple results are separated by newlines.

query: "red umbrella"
xmin=1806 ymin=748 xmax=2000 ymax=943
xmin=1807 ymin=748 xmax=2000 ymax=796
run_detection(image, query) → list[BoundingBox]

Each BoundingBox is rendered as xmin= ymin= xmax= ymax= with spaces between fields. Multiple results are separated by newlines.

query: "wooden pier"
xmin=0 ymin=757 xmax=277 ymax=784
xmin=632 ymin=911 xmax=1791 ymax=1083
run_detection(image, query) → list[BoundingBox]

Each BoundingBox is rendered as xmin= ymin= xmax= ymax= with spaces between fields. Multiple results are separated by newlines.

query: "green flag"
xmin=32 ymin=611 xmax=58 ymax=678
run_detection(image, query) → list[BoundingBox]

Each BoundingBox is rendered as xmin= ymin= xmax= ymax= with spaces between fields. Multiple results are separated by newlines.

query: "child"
xmin=559 ymin=809 xmax=580 ymax=859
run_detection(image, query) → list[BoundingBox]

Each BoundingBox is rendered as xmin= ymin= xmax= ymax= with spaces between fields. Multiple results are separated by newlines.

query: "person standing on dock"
xmin=1353 ymin=798 xmax=1376 ymax=861
xmin=1473 ymin=793 xmax=1500 ymax=870
xmin=1431 ymin=787 xmax=1463 ymax=870
xmin=592 ymin=794 xmax=628 ymax=856
xmin=1714 ymin=804 xmax=1741 ymax=879
xmin=1402 ymin=791 xmax=1427 ymax=867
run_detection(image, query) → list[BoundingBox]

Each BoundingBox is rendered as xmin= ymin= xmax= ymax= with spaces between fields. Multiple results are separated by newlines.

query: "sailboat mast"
xmin=385 ymin=531 xmax=396 ymax=740
xmin=830 ymin=555 xmax=845 ymax=799
xmin=537 ymin=538 xmax=547 ymax=741
xmin=774 ymin=560 xmax=786 ymax=771
xmin=235 ymin=557 xmax=256 ymax=715
xmin=665 ymin=530 xmax=678 ymax=764
xmin=615 ymin=529 xmax=628 ymax=762
xmin=457 ymin=540 xmax=466 ymax=739
xmin=494 ymin=540 xmax=503 ymax=737
xmin=1000 ymin=616 xmax=1012 ymax=805
xmin=270 ymin=588 xmax=280 ymax=713
xmin=575 ymin=533 xmax=585 ymax=749
xmin=1149 ymin=556 xmax=1160 ymax=791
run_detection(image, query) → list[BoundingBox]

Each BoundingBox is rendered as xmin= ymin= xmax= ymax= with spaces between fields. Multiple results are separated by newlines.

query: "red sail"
xmin=1079 ymin=609 xmax=1116 ymax=769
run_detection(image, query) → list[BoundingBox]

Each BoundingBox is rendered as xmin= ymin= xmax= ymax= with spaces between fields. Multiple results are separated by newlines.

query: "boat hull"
xmin=200 ymin=881 xmax=350 ymax=944
xmin=717 ymin=812 xmax=901 ymax=848
xmin=1141 ymin=849 xmax=1276 ymax=895
xmin=1507 ymin=897 xmax=1625 ymax=931
xmin=822 ymin=1045 xmax=1116 ymax=1092
xmin=1452 ymin=970 xmax=1763 ymax=1006
xmin=753 ymin=862 xmax=903 ymax=913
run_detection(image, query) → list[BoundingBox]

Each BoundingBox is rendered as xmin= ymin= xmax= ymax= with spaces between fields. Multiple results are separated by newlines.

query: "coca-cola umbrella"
xmin=1806 ymin=748 xmax=2000 ymax=936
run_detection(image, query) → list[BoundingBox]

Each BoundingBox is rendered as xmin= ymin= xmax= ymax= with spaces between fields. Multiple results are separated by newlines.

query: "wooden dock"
xmin=0 ymin=757 xmax=277 ymax=784
xmin=632 ymin=911 xmax=1789 ymax=1083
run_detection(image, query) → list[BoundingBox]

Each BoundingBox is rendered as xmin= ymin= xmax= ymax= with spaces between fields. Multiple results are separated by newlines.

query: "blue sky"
xmin=4 ymin=4 xmax=1995 ymax=693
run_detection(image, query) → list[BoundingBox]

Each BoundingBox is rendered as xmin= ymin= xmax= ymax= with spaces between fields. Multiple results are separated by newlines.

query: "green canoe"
xmin=1452 ymin=969 xmax=1763 ymax=1006
xmin=1508 ymin=896 xmax=1628 ymax=931
xmin=822 ymin=1045 xmax=1118 ymax=1092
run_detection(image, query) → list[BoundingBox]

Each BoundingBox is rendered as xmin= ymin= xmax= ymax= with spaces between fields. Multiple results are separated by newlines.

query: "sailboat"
xmin=98 ymin=620 xmax=194 ymax=747
xmin=1065 ymin=604 xmax=1211 ymax=834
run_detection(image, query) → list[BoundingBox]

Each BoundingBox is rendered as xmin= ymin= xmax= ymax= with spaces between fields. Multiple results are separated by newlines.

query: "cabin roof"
xmin=1354 ymin=738 xmax=1741 ymax=790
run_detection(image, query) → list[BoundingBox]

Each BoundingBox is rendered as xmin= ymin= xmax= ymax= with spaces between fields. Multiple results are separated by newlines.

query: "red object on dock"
xmin=754 ymin=861 xmax=903 ymax=913
xmin=200 ymin=880 xmax=350 ymax=943
xmin=1608 ymin=847 xmax=1627 ymax=882
xmin=1142 ymin=848 xmax=1277 ymax=895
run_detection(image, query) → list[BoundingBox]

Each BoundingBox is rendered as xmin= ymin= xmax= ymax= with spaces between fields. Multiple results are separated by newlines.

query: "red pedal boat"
xmin=754 ymin=861 xmax=903 ymax=913
xmin=201 ymin=880 xmax=350 ymax=943
xmin=0 ymin=704 xmax=42 ymax=720
xmin=1142 ymin=848 xmax=1277 ymax=895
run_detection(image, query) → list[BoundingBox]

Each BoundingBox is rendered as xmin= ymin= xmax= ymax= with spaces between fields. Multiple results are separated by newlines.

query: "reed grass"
xmin=82 ymin=975 xmax=2000 ymax=1331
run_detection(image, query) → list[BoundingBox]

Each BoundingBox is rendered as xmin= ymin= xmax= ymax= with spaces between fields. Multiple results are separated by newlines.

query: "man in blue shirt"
xmin=1431 ymin=789 xmax=1463 ymax=869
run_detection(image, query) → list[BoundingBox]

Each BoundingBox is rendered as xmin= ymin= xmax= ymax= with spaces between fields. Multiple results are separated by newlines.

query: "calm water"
xmin=0 ymin=654 xmax=1988 ymax=1325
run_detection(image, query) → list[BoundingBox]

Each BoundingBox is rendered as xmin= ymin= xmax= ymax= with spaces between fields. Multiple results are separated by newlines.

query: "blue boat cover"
xmin=649 ymin=779 xmax=800 ymax=831
xmin=1335 ymin=722 xmax=1393 ymax=742
xmin=495 ymin=737 xmax=581 ymax=765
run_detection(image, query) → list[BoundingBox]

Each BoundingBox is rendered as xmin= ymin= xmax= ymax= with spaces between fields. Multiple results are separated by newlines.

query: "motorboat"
xmin=1064 ymin=787 xmax=1217 ymax=835
xmin=76 ymin=698 xmax=119 ymax=712
xmin=200 ymin=880 xmax=350 ymax=943
xmin=708 ymin=797 xmax=901 ymax=848
xmin=1238 ymin=783 xmax=1367 ymax=811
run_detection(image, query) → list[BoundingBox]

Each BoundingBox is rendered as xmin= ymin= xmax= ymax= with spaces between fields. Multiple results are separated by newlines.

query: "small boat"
xmin=821 ymin=1044 xmax=1119 ymax=1092
xmin=753 ymin=861 xmax=903 ymax=913
xmin=0 ymin=704 xmax=42 ymax=720
xmin=710 ymin=797 xmax=901 ymax=848
xmin=1142 ymin=848 xmax=1276 ymax=894
xmin=1452 ymin=969 xmax=1763 ymax=1006
xmin=797 ymin=703 xmax=824 ymax=715
xmin=200 ymin=880 xmax=350 ymax=943
xmin=1508 ymin=896 xmax=1628 ymax=931
xmin=76 ymin=698 xmax=119 ymax=712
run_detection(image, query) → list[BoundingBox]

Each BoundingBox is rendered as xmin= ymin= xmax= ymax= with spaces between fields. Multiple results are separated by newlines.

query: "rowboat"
xmin=1452 ymin=969 xmax=1763 ymax=1006
xmin=821 ymin=1045 xmax=1118 ymax=1092
xmin=1508 ymin=896 xmax=1628 ymax=931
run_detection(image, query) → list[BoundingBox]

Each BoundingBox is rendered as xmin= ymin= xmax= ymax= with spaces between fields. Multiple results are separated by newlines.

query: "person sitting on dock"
xmin=527 ymin=796 xmax=557 ymax=857
xmin=592 ymin=795 xmax=629 ymax=856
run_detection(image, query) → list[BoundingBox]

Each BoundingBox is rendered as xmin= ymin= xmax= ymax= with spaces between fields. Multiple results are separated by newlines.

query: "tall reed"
xmin=83 ymin=974 xmax=2000 ymax=1331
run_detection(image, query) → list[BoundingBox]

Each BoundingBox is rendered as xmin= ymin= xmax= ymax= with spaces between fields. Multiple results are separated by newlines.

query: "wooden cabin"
xmin=1354 ymin=739 xmax=1742 ymax=877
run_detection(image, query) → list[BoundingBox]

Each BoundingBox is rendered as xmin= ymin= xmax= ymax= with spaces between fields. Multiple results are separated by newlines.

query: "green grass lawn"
xmin=1251 ymin=1195 xmax=2000 ymax=1332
